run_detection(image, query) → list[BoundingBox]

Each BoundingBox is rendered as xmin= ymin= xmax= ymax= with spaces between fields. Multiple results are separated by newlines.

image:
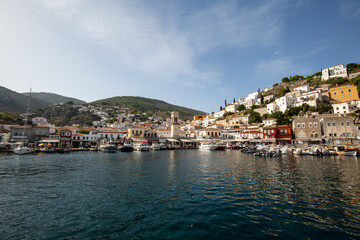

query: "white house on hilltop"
xmin=321 ymin=64 xmax=347 ymax=81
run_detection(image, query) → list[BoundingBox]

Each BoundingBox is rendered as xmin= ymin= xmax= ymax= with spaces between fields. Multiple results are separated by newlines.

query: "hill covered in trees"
xmin=90 ymin=96 xmax=205 ymax=120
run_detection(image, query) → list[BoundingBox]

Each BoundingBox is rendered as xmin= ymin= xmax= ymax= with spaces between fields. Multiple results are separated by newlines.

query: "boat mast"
xmin=21 ymin=88 xmax=31 ymax=143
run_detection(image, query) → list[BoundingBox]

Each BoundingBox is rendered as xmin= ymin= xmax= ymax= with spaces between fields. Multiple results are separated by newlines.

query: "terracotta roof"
xmin=0 ymin=128 xmax=10 ymax=133
xmin=0 ymin=121 xmax=17 ymax=125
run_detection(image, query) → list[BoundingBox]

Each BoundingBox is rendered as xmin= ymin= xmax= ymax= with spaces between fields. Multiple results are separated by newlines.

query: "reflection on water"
xmin=0 ymin=151 xmax=359 ymax=239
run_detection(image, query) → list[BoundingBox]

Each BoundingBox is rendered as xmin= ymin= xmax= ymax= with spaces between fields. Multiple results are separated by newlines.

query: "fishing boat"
xmin=13 ymin=88 xmax=35 ymax=155
xmin=118 ymin=143 xmax=133 ymax=152
xmin=99 ymin=139 xmax=117 ymax=153
xmin=331 ymin=146 xmax=357 ymax=156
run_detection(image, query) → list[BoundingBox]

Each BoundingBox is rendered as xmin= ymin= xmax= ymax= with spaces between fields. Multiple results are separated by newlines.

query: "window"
xmin=336 ymin=107 xmax=339 ymax=110
xmin=334 ymin=96 xmax=337 ymax=99
xmin=284 ymin=129 xmax=287 ymax=134
xmin=349 ymin=94 xmax=352 ymax=96
xmin=341 ymin=122 xmax=344 ymax=126
xmin=343 ymin=106 xmax=346 ymax=109
xmin=297 ymin=123 xmax=300 ymax=128
xmin=315 ymin=134 xmax=318 ymax=137
xmin=341 ymin=95 xmax=344 ymax=98
xmin=334 ymin=92 xmax=337 ymax=95
xmin=310 ymin=133 xmax=313 ymax=138
xmin=309 ymin=123 xmax=312 ymax=128
xmin=329 ymin=133 xmax=332 ymax=137
xmin=347 ymin=121 xmax=350 ymax=126
xmin=334 ymin=133 xmax=337 ymax=137
xmin=341 ymin=91 xmax=344 ymax=94
xmin=327 ymin=122 xmax=330 ymax=127
xmin=349 ymin=89 xmax=351 ymax=92
xmin=302 ymin=123 xmax=305 ymax=128
xmin=314 ymin=122 xmax=318 ymax=127
xmin=333 ymin=122 xmax=336 ymax=126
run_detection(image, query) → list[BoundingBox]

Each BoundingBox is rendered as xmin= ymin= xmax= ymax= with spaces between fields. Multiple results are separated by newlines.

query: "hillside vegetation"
xmin=35 ymin=102 xmax=100 ymax=126
xmin=22 ymin=92 xmax=86 ymax=105
xmin=90 ymin=96 xmax=205 ymax=119
xmin=0 ymin=86 xmax=49 ymax=113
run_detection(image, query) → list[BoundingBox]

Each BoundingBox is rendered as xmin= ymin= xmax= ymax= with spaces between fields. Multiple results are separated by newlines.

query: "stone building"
xmin=292 ymin=115 xmax=322 ymax=144
xmin=321 ymin=115 xmax=359 ymax=145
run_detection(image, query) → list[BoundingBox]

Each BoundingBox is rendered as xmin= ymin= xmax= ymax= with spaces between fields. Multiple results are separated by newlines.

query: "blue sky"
xmin=0 ymin=0 xmax=359 ymax=112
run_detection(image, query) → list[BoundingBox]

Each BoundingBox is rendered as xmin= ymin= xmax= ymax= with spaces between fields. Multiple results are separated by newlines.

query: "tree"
xmin=317 ymin=101 xmax=333 ymax=114
xmin=225 ymin=99 xmax=227 ymax=106
xmin=237 ymin=104 xmax=246 ymax=112
xmin=224 ymin=111 xmax=234 ymax=117
xmin=350 ymin=75 xmax=360 ymax=94
xmin=220 ymin=106 xmax=223 ymax=111
xmin=233 ymin=98 xmax=236 ymax=103
xmin=289 ymin=75 xmax=304 ymax=82
xmin=270 ymin=111 xmax=289 ymax=125
xmin=278 ymin=87 xmax=290 ymax=97
xmin=273 ymin=83 xmax=279 ymax=87
xmin=281 ymin=77 xmax=290 ymax=83
xmin=249 ymin=111 xmax=262 ymax=124
xmin=347 ymin=63 xmax=360 ymax=72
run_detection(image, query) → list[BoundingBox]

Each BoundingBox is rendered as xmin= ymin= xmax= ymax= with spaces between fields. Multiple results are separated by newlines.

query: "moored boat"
xmin=199 ymin=142 xmax=218 ymax=150
xmin=99 ymin=139 xmax=117 ymax=153
xmin=133 ymin=143 xmax=150 ymax=151
xmin=119 ymin=143 xmax=134 ymax=152
xmin=13 ymin=144 xmax=36 ymax=155
xmin=150 ymin=143 xmax=161 ymax=150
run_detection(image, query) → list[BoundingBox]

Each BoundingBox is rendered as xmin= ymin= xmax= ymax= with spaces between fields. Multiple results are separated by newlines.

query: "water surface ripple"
xmin=0 ymin=151 xmax=359 ymax=239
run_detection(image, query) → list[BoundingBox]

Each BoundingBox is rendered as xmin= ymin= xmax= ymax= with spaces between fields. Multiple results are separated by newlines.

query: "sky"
xmin=0 ymin=0 xmax=359 ymax=112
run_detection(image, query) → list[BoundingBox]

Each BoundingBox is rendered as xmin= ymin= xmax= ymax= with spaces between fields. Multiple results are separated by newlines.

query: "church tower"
xmin=170 ymin=111 xmax=180 ymax=138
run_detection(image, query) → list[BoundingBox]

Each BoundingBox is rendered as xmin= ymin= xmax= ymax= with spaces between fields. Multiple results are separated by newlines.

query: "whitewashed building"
xmin=225 ymin=103 xmax=239 ymax=113
xmin=332 ymin=102 xmax=358 ymax=114
xmin=294 ymin=85 xmax=310 ymax=92
xmin=267 ymin=102 xmax=279 ymax=114
xmin=275 ymin=95 xmax=296 ymax=113
xmin=214 ymin=110 xmax=226 ymax=119
xmin=321 ymin=64 xmax=347 ymax=81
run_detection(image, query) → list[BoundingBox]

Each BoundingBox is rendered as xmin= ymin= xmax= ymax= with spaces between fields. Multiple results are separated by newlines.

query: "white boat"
xmin=151 ymin=143 xmax=161 ymax=150
xmin=199 ymin=142 xmax=218 ymax=150
xmin=14 ymin=145 xmax=35 ymax=155
xmin=133 ymin=143 xmax=150 ymax=151
xmin=99 ymin=139 xmax=117 ymax=153
xmin=13 ymin=88 xmax=36 ymax=155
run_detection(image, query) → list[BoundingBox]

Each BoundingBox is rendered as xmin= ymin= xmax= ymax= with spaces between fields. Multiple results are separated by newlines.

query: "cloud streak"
xmin=35 ymin=0 xmax=285 ymax=89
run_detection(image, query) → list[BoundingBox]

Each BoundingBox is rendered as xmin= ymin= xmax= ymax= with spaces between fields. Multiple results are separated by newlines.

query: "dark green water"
xmin=0 ymin=150 xmax=359 ymax=239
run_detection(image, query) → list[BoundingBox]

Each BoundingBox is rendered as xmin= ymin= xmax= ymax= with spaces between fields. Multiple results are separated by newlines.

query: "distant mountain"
xmin=0 ymin=86 xmax=49 ymax=113
xmin=22 ymin=92 xmax=86 ymax=105
xmin=90 ymin=96 xmax=205 ymax=119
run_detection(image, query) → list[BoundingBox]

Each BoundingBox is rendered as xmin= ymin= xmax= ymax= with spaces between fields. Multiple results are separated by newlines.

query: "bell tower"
xmin=170 ymin=111 xmax=180 ymax=138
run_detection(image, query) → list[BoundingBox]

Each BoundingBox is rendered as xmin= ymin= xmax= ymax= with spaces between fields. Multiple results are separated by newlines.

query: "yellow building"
xmin=128 ymin=127 xmax=145 ymax=138
xmin=193 ymin=115 xmax=206 ymax=121
xmin=329 ymin=84 xmax=359 ymax=102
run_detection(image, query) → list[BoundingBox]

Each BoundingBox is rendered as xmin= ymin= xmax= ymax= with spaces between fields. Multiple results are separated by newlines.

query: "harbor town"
xmin=2 ymin=63 xmax=360 ymax=156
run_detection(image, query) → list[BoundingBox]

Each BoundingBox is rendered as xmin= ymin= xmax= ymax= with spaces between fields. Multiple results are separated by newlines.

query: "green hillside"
xmin=0 ymin=86 xmax=49 ymax=113
xmin=22 ymin=92 xmax=86 ymax=105
xmin=90 ymin=96 xmax=205 ymax=119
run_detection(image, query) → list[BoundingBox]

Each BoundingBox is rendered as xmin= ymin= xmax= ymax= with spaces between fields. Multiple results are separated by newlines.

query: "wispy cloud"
xmin=34 ymin=0 xmax=286 ymax=90
xmin=339 ymin=0 xmax=360 ymax=19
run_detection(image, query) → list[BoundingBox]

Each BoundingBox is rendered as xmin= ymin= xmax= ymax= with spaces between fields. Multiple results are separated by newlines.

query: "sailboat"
xmin=14 ymin=88 xmax=36 ymax=155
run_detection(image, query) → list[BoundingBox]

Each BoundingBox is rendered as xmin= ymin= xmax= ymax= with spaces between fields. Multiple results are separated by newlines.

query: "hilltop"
xmin=22 ymin=92 xmax=86 ymax=105
xmin=90 ymin=96 xmax=205 ymax=120
xmin=0 ymin=86 xmax=49 ymax=113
